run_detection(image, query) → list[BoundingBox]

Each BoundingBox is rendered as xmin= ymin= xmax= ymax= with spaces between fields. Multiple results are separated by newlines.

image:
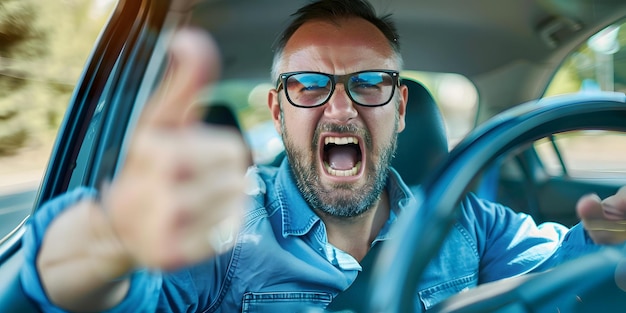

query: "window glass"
xmin=544 ymin=20 xmax=626 ymax=96
xmin=535 ymin=131 xmax=626 ymax=179
xmin=0 ymin=0 xmax=116 ymax=241
xmin=537 ymin=20 xmax=626 ymax=179
xmin=402 ymin=71 xmax=478 ymax=148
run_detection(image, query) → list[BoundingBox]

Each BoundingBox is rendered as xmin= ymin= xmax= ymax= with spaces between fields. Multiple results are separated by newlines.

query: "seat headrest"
xmin=203 ymin=102 xmax=253 ymax=166
xmin=392 ymin=78 xmax=448 ymax=187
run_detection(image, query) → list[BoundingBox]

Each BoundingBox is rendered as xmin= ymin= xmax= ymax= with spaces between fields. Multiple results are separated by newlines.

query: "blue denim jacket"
xmin=21 ymin=160 xmax=597 ymax=312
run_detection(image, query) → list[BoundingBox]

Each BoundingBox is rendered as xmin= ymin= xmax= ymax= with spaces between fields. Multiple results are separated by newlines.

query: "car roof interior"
xmin=183 ymin=0 xmax=626 ymax=123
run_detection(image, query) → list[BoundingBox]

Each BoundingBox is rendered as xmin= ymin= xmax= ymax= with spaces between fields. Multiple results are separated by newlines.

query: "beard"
xmin=280 ymin=110 xmax=399 ymax=218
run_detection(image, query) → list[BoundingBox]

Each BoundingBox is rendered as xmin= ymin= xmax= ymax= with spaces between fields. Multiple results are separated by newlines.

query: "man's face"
xmin=268 ymin=18 xmax=407 ymax=218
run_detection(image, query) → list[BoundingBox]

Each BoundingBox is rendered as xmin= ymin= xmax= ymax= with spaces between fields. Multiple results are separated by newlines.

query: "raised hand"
xmin=102 ymin=28 xmax=249 ymax=271
xmin=37 ymin=28 xmax=249 ymax=311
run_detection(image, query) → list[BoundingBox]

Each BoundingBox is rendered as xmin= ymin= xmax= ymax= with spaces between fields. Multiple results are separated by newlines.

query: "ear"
xmin=396 ymin=84 xmax=408 ymax=133
xmin=268 ymin=89 xmax=283 ymax=135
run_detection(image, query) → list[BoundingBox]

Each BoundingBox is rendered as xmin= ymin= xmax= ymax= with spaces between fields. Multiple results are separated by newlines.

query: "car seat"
xmin=393 ymin=78 xmax=448 ymax=187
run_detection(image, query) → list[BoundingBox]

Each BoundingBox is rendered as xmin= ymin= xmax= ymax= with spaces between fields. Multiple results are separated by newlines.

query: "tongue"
xmin=327 ymin=145 xmax=357 ymax=170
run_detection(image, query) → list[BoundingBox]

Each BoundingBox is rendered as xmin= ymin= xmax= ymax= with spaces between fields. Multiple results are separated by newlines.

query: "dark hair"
xmin=271 ymin=0 xmax=401 ymax=79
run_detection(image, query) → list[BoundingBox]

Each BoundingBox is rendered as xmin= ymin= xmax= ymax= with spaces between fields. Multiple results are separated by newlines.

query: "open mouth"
xmin=322 ymin=136 xmax=363 ymax=177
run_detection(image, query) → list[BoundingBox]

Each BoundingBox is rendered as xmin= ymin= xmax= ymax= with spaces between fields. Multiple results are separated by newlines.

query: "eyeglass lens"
xmin=285 ymin=72 xmax=394 ymax=107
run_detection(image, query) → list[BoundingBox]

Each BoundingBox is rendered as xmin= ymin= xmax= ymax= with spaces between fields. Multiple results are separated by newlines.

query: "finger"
xmin=576 ymin=193 xmax=603 ymax=220
xmin=163 ymin=173 xmax=246 ymax=268
xmin=578 ymin=193 xmax=626 ymax=244
xmin=140 ymin=28 xmax=221 ymax=129
xmin=601 ymin=186 xmax=626 ymax=220
xmin=176 ymin=189 xmax=246 ymax=264
xmin=173 ymin=126 xmax=248 ymax=227
xmin=162 ymin=127 xmax=248 ymax=266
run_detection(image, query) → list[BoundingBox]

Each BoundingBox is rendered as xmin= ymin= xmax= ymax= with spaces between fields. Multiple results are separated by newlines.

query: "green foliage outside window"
xmin=0 ymin=0 xmax=113 ymax=156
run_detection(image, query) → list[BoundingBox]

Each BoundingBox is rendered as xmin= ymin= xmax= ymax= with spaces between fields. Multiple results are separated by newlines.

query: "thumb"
xmin=578 ymin=191 xmax=626 ymax=244
xmin=576 ymin=193 xmax=604 ymax=221
xmin=140 ymin=28 xmax=221 ymax=129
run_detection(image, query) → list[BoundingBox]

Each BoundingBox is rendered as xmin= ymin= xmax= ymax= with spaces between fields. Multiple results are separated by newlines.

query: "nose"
xmin=324 ymin=84 xmax=358 ymax=122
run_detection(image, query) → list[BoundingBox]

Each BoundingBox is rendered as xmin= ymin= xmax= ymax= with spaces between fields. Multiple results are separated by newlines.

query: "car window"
xmin=402 ymin=71 xmax=478 ymax=148
xmin=536 ymin=20 xmax=626 ymax=179
xmin=0 ymin=0 xmax=116 ymax=241
xmin=535 ymin=131 xmax=626 ymax=179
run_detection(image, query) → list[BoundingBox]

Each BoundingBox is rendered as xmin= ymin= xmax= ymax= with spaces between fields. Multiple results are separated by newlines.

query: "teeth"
xmin=323 ymin=136 xmax=361 ymax=177
xmin=324 ymin=136 xmax=358 ymax=145
xmin=325 ymin=161 xmax=361 ymax=177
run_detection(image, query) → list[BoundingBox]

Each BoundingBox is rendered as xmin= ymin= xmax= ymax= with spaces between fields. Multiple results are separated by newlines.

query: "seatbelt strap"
xmin=325 ymin=242 xmax=384 ymax=313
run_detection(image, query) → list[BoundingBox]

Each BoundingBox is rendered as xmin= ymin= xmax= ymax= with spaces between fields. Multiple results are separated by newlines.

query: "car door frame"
xmin=0 ymin=0 xmax=174 ymax=310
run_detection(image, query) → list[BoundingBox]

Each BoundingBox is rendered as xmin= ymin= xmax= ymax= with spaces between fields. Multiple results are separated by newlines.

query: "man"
xmin=21 ymin=0 xmax=626 ymax=312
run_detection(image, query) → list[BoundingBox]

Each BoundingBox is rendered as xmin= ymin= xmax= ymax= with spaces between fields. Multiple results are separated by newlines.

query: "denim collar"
xmin=274 ymin=158 xmax=416 ymax=241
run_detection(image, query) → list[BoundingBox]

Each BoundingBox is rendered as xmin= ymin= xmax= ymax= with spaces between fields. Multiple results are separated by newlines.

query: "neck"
xmin=318 ymin=190 xmax=390 ymax=262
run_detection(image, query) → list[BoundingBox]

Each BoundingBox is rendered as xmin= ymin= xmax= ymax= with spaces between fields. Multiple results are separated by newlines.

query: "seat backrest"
xmin=392 ymin=78 xmax=448 ymax=187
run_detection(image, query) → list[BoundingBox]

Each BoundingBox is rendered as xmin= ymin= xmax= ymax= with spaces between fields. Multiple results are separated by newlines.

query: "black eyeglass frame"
xmin=275 ymin=70 xmax=401 ymax=108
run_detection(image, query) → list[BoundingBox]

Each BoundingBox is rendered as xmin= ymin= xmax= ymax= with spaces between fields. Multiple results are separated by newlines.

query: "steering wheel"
xmin=366 ymin=92 xmax=626 ymax=313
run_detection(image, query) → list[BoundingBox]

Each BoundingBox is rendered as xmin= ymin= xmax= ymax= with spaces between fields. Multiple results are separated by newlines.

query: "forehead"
xmin=280 ymin=18 xmax=398 ymax=73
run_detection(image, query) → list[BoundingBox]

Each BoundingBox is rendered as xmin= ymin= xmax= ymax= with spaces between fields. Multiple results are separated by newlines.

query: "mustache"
xmin=312 ymin=123 xmax=372 ymax=150
xmin=318 ymin=123 xmax=360 ymax=133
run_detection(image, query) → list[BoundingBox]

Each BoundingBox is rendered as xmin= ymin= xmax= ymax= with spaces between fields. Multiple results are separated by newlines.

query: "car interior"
xmin=1 ymin=0 xmax=626 ymax=312
xmin=368 ymin=91 xmax=626 ymax=312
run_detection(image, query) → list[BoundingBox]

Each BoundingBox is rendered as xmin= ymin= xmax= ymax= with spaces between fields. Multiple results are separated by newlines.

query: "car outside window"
xmin=536 ymin=20 xmax=626 ymax=179
xmin=535 ymin=131 xmax=626 ymax=179
xmin=402 ymin=71 xmax=478 ymax=148
xmin=0 ymin=0 xmax=116 ymax=241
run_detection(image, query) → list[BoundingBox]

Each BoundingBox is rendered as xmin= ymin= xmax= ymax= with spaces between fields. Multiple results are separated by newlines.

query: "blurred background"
xmin=0 ymin=0 xmax=115 ymax=189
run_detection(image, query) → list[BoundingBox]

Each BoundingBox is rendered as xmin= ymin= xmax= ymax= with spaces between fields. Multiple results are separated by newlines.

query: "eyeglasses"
xmin=275 ymin=70 xmax=400 ymax=108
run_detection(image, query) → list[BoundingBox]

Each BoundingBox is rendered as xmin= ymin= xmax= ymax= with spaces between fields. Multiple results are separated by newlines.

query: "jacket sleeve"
xmin=459 ymin=193 xmax=600 ymax=283
xmin=20 ymin=187 xmax=162 ymax=313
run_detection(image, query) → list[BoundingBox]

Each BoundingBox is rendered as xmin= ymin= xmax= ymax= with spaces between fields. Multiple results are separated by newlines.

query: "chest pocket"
xmin=241 ymin=291 xmax=332 ymax=313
